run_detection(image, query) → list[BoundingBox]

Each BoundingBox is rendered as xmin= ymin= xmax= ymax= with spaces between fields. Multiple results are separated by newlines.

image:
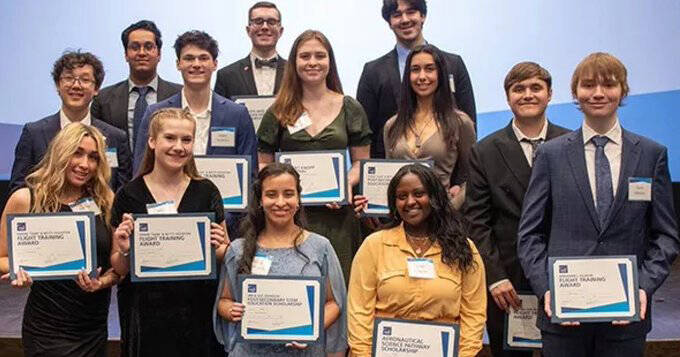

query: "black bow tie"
xmin=254 ymin=57 xmax=277 ymax=69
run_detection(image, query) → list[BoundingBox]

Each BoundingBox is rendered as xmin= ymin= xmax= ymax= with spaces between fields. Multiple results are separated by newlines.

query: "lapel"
xmin=565 ymin=129 xmax=601 ymax=232
xmin=41 ymin=113 xmax=61 ymax=150
xmin=157 ymin=77 xmax=175 ymax=101
xmin=386 ymin=49 xmax=402 ymax=106
xmin=494 ymin=122 xmax=532 ymax=190
xmin=601 ymin=129 xmax=641 ymax=233
xmin=112 ymin=81 xmax=130 ymax=129
xmin=273 ymin=55 xmax=285 ymax=94
xmin=206 ymin=93 xmax=226 ymax=153
xmin=238 ymin=56 xmax=258 ymax=95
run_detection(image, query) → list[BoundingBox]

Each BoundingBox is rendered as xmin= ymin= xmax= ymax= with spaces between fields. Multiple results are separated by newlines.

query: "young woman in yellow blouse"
xmin=347 ymin=164 xmax=486 ymax=357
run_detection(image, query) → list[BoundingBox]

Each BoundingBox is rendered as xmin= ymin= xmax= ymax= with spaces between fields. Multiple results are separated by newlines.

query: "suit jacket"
xmin=91 ymin=76 xmax=182 ymax=140
xmin=132 ymin=92 xmax=258 ymax=175
xmin=356 ymin=47 xmax=476 ymax=159
xmin=465 ymin=121 xmax=569 ymax=291
xmin=214 ymin=55 xmax=286 ymax=99
xmin=9 ymin=113 xmax=133 ymax=193
xmin=517 ymin=128 xmax=679 ymax=337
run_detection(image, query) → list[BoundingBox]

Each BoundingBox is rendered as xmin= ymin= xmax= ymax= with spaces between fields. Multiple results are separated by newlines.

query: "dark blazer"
xmin=132 ymin=92 xmax=258 ymax=175
xmin=517 ymin=128 xmax=679 ymax=338
xmin=356 ymin=47 xmax=476 ymax=159
xmin=214 ymin=55 xmax=286 ymax=99
xmin=91 ymin=76 xmax=182 ymax=139
xmin=9 ymin=113 xmax=133 ymax=193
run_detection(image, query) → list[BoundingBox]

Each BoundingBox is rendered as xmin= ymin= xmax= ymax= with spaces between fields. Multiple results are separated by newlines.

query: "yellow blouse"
xmin=347 ymin=223 xmax=487 ymax=357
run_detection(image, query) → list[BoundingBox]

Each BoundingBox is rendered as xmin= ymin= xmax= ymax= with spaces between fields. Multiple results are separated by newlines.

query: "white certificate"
xmin=195 ymin=155 xmax=250 ymax=211
xmin=549 ymin=255 xmax=639 ymax=322
xmin=131 ymin=213 xmax=215 ymax=281
xmin=504 ymin=293 xmax=542 ymax=350
xmin=239 ymin=275 xmax=323 ymax=343
xmin=372 ymin=318 xmax=459 ymax=357
xmin=276 ymin=150 xmax=347 ymax=205
xmin=233 ymin=95 xmax=276 ymax=132
xmin=7 ymin=212 xmax=96 ymax=280
xmin=360 ymin=159 xmax=433 ymax=216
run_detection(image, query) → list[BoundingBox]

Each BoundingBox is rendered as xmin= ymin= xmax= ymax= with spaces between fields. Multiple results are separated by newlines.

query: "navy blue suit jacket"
xmin=9 ymin=113 xmax=132 ymax=193
xmin=517 ymin=128 xmax=679 ymax=337
xmin=132 ymin=92 xmax=258 ymax=174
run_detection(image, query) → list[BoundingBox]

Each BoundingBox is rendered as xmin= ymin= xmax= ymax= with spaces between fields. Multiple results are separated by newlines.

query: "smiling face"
xmin=125 ymin=29 xmax=161 ymax=77
xmin=148 ymin=118 xmax=195 ymax=172
xmin=247 ymin=7 xmax=283 ymax=52
xmin=576 ymin=75 xmax=623 ymax=122
xmin=295 ymin=38 xmax=329 ymax=85
xmin=57 ymin=65 xmax=99 ymax=113
xmin=261 ymin=173 xmax=300 ymax=228
xmin=507 ymin=76 xmax=552 ymax=121
xmin=389 ymin=0 xmax=426 ymax=47
xmin=409 ymin=52 xmax=438 ymax=99
xmin=395 ymin=173 xmax=431 ymax=230
xmin=176 ymin=44 xmax=217 ymax=88
xmin=65 ymin=135 xmax=99 ymax=188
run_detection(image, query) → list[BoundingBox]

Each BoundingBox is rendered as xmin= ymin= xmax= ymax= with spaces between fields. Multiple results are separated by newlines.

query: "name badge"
xmin=251 ymin=252 xmax=272 ymax=275
xmin=628 ymin=177 xmax=652 ymax=201
xmin=448 ymin=74 xmax=455 ymax=93
xmin=68 ymin=197 xmax=101 ymax=215
xmin=287 ymin=112 xmax=312 ymax=135
xmin=211 ymin=127 xmax=236 ymax=147
xmin=106 ymin=148 xmax=119 ymax=168
xmin=407 ymin=257 xmax=435 ymax=279
xmin=146 ymin=200 xmax=177 ymax=214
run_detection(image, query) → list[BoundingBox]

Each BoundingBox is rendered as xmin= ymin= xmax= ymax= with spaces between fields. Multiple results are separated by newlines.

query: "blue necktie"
xmin=592 ymin=135 xmax=613 ymax=226
xmin=132 ymin=86 xmax=151 ymax=149
xmin=521 ymin=138 xmax=544 ymax=165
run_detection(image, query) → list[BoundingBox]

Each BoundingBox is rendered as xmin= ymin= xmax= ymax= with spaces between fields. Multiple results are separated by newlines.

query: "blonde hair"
xmin=571 ymin=52 xmax=629 ymax=100
xmin=136 ymin=107 xmax=203 ymax=179
xmin=25 ymin=123 xmax=114 ymax=225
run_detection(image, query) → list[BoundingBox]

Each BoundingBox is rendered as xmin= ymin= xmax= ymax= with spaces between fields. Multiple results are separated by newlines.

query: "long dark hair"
xmin=385 ymin=164 xmax=474 ymax=272
xmin=237 ymin=163 xmax=308 ymax=274
xmin=386 ymin=44 xmax=461 ymax=152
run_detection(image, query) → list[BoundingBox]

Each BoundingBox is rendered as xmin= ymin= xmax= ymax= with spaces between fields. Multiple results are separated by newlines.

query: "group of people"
xmin=0 ymin=0 xmax=678 ymax=357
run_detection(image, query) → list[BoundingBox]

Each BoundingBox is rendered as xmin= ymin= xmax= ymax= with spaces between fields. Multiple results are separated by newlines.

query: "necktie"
xmin=521 ymin=138 xmax=544 ymax=165
xmin=254 ymin=57 xmax=277 ymax=69
xmin=132 ymin=86 xmax=151 ymax=149
xmin=592 ymin=135 xmax=613 ymax=226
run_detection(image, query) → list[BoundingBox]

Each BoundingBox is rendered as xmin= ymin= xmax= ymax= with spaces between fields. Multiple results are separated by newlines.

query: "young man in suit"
xmin=356 ymin=0 xmax=476 ymax=159
xmin=214 ymin=1 xmax=286 ymax=99
xmin=518 ymin=53 xmax=679 ymax=357
xmin=91 ymin=20 xmax=182 ymax=151
xmin=465 ymin=62 xmax=569 ymax=357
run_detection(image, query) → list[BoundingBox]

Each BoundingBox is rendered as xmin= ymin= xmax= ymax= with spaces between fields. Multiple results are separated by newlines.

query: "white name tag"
xmin=628 ymin=177 xmax=652 ymax=201
xmin=211 ymin=127 xmax=236 ymax=147
xmin=287 ymin=112 xmax=312 ymax=135
xmin=68 ymin=197 xmax=101 ymax=215
xmin=449 ymin=74 xmax=455 ymax=93
xmin=146 ymin=200 xmax=177 ymax=214
xmin=407 ymin=257 xmax=436 ymax=279
xmin=251 ymin=252 xmax=272 ymax=275
xmin=106 ymin=148 xmax=118 ymax=168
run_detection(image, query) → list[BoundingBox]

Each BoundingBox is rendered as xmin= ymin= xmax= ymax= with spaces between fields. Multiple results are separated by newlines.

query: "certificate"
xmin=549 ymin=255 xmax=639 ymax=323
xmin=233 ymin=95 xmax=276 ymax=132
xmin=503 ymin=293 xmax=542 ymax=350
xmin=275 ymin=150 xmax=347 ymax=205
xmin=7 ymin=212 xmax=96 ymax=280
xmin=130 ymin=213 xmax=216 ymax=282
xmin=372 ymin=318 xmax=459 ymax=357
xmin=359 ymin=159 xmax=433 ymax=217
xmin=195 ymin=155 xmax=250 ymax=212
xmin=238 ymin=275 xmax=324 ymax=344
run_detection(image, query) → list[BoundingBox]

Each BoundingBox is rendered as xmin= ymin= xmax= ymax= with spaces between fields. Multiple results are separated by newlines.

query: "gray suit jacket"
xmin=214 ymin=55 xmax=286 ymax=100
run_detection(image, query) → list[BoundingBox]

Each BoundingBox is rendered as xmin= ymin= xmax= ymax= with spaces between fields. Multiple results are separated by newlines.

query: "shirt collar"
xmin=511 ymin=117 xmax=548 ymax=142
xmin=128 ymin=75 xmax=159 ymax=93
xmin=250 ymin=51 xmax=279 ymax=62
xmin=60 ymin=108 xmax=91 ymax=128
xmin=582 ymin=118 xmax=622 ymax=146
xmin=181 ymin=89 xmax=213 ymax=115
xmin=395 ymin=42 xmax=411 ymax=62
xmin=383 ymin=222 xmax=442 ymax=257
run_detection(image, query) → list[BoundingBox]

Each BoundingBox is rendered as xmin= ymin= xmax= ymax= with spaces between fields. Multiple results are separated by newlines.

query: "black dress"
xmin=22 ymin=203 xmax=112 ymax=357
xmin=111 ymin=177 xmax=225 ymax=357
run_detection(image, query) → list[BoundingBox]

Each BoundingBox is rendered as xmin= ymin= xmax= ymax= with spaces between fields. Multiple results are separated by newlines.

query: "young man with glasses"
xmin=9 ymin=51 xmax=132 ymax=192
xmin=214 ymin=1 xmax=286 ymax=99
xmin=91 ymin=20 xmax=182 ymax=151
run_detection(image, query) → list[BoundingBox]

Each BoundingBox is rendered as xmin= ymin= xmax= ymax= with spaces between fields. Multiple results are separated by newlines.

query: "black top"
xmin=111 ymin=176 xmax=225 ymax=357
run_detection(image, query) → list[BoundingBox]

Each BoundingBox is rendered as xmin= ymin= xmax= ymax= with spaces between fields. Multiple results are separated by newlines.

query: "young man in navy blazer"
xmin=518 ymin=53 xmax=679 ymax=357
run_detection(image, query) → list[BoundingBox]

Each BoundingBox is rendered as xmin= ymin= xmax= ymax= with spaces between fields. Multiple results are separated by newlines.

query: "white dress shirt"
xmin=181 ymin=89 xmax=213 ymax=155
xmin=582 ymin=119 xmax=623 ymax=206
xmin=511 ymin=118 xmax=548 ymax=168
xmin=60 ymin=108 xmax=92 ymax=129
xmin=250 ymin=52 xmax=277 ymax=96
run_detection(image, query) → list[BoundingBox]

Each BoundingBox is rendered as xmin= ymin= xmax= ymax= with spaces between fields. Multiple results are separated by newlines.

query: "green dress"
xmin=257 ymin=96 xmax=372 ymax=283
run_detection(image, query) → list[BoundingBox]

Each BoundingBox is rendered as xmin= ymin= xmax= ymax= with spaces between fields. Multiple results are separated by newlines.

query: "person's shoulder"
xmin=221 ymin=56 xmax=249 ymax=73
xmin=476 ymin=124 xmax=509 ymax=148
xmin=213 ymin=92 xmax=248 ymax=114
xmin=363 ymin=49 xmax=396 ymax=70
xmin=92 ymin=118 xmax=126 ymax=138
xmin=96 ymin=79 xmax=128 ymax=98
xmin=625 ymin=129 xmax=667 ymax=152
xmin=303 ymin=231 xmax=334 ymax=250
xmin=6 ymin=187 xmax=31 ymax=212
xmin=24 ymin=113 xmax=58 ymax=131
xmin=158 ymin=77 xmax=182 ymax=91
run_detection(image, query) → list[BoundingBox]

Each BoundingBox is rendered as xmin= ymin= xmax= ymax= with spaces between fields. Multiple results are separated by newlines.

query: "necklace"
xmin=406 ymin=232 xmax=432 ymax=256
xmin=410 ymin=115 xmax=434 ymax=154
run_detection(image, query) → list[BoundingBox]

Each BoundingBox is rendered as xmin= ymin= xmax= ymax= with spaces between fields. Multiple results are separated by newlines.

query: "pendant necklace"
xmin=411 ymin=115 xmax=434 ymax=155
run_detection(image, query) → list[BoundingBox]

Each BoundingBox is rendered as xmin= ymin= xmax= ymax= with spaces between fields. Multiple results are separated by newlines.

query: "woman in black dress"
xmin=0 ymin=123 xmax=118 ymax=357
xmin=110 ymin=107 xmax=229 ymax=357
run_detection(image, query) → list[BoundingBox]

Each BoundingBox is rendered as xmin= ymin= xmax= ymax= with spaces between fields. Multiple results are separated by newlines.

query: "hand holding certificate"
xmin=504 ymin=293 xmax=541 ymax=350
xmin=372 ymin=318 xmax=459 ymax=357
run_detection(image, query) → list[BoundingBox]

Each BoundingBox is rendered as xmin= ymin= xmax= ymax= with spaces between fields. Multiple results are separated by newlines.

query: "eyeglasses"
xmin=60 ymin=75 xmax=95 ymax=87
xmin=127 ymin=42 xmax=158 ymax=52
xmin=249 ymin=17 xmax=280 ymax=27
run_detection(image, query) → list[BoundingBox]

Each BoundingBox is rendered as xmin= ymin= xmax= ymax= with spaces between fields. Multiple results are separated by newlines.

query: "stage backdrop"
xmin=1 ymin=0 xmax=679 ymax=180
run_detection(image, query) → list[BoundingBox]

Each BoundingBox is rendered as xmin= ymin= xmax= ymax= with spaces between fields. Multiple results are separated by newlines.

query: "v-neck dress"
xmin=111 ymin=176 xmax=225 ymax=357
xmin=257 ymin=96 xmax=372 ymax=284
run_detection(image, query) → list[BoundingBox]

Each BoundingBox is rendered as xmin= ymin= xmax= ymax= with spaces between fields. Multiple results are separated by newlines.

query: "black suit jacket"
xmin=9 ymin=113 xmax=133 ymax=193
xmin=91 ymin=76 xmax=182 ymax=139
xmin=356 ymin=47 xmax=476 ymax=158
xmin=464 ymin=121 xmax=569 ymax=290
xmin=214 ymin=55 xmax=286 ymax=99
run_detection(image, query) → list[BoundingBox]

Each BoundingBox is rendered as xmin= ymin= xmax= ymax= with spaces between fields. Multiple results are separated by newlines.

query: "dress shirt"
xmin=127 ymin=76 xmax=159 ymax=147
xmin=249 ymin=52 xmax=277 ymax=95
xmin=511 ymin=118 xmax=548 ymax=168
xmin=582 ymin=119 xmax=622 ymax=205
xmin=59 ymin=108 xmax=91 ymax=129
xmin=348 ymin=223 xmax=486 ymax=357
xmin=181 ymin=89 xmax=213 ymax=155
xmin=396 ymin=42 xmax=410 ymax=79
